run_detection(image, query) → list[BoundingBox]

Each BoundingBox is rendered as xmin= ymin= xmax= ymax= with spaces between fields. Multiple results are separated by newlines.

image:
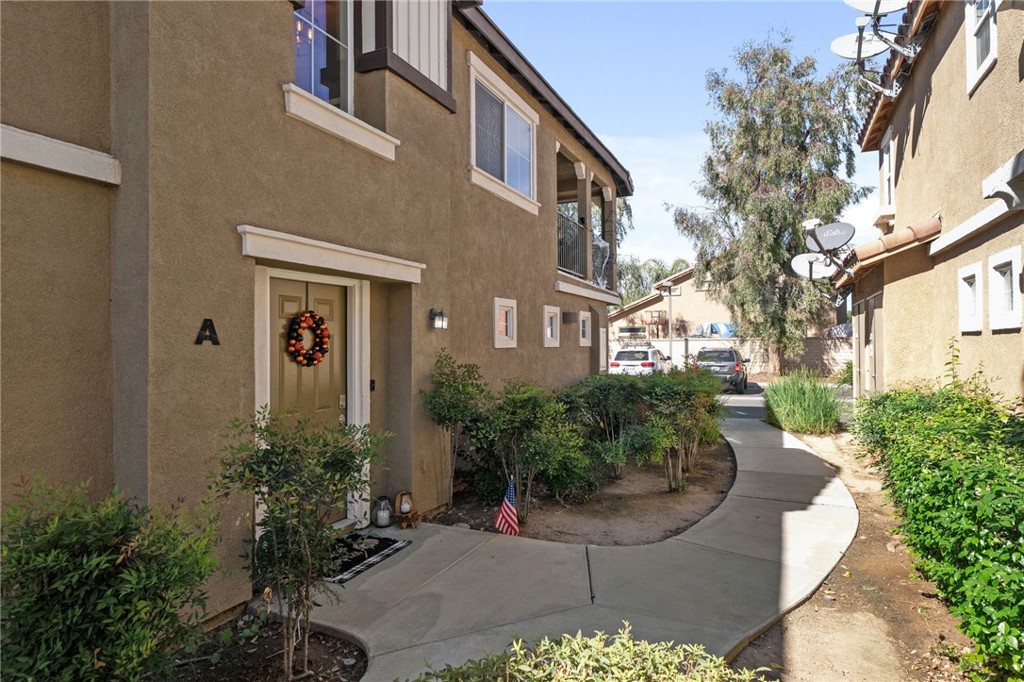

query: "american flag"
xmin=494 ymin=479 xmax=519 ymax=536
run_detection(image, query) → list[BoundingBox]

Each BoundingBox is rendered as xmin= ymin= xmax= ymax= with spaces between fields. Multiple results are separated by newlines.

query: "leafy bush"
xmin=405 ymin=623 xmax=766 ymax=681
xmin=472 ymin=382 xmax=587 ymax=521
xmin=764 ymin=370 xmax=840 ymax=434
xmin=1 ymin=481 xmax=217 ymax=681
xmin=853 ymin=378 xmax=1024 ymax=679
xmin=560 ymin=374 xmax=644 ymax=477
xmin=634 ymin=369 xmax=723 ymax=491
xmin=834 ymin=359 xmax=853 ymax=386
xmin=217 ymin=409 xmax=386 ymax=681
xmin=421 ymin=348 xmax=492 ymax=505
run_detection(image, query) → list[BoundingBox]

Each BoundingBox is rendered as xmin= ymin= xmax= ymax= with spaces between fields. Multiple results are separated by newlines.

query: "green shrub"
xmin=834 ymin=359 xmax=853 ymax=386
xmin=217 ymin=409 xmax=386 ymax=681
xmin=405 ymin=623 xmax=767 ymax=681
xmin=764 ymin=370 xmax=840 ymax=434
xmin=560 ymin=374 xmax=644 ymax=478
xmin=421 ymin=348 xmax=492 ymax=506
xmin=1 ymin=482 xmax=217 ymax=681
xmin=633 ymin=369 xmax=723 ymax=491
xmin=472 ymin=382 xmax=587 ymax=520
xmin=853 ymin=379 xmax=1024 ymax=679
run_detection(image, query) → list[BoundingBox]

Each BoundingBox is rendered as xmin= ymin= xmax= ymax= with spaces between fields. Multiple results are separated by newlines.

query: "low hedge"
xmin=853 ymin=380 xmax=1024 ymax=679
xmin=404 ymin=624 xmax=766 ymax=682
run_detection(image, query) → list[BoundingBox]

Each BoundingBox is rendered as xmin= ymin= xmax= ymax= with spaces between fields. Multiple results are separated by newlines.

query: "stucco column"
xmin=602 ymin=185 xmax=616 ymax=291
xmin=575 ymin=161 xmax=591 ymax=281
xmin=110 ymin=1 xmax=152 ymax=503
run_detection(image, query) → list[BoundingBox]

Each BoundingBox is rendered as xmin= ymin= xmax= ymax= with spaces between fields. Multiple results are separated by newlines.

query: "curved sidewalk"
xmin=310 ymin=417 xmax=859 ymax=681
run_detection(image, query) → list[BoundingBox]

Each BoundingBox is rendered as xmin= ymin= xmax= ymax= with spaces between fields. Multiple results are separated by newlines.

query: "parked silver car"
xmin=609 ymin=347 xmax=672 ymax=376
xmin=695 ymin=348 xmax=748 ymax=393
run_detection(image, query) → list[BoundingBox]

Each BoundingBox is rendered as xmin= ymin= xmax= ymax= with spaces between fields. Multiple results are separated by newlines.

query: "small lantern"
xmin=429 ymin=308 xmax=449 ymax=330
xmin=372 ymin=495 xmax=393 ymax=528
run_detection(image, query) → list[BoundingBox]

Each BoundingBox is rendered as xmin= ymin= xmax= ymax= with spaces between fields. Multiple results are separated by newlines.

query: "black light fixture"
xmin=429 ymin=308 xmax=449 ymax=330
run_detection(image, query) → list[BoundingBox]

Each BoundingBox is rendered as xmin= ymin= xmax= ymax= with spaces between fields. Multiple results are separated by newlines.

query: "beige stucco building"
xmin=609 ymin=268 xmax=851 ymax=375
xmin=0 ymin=0 xmax=631 ymax=616
xmin=834 ymin=0 xmax=1023 ymax=401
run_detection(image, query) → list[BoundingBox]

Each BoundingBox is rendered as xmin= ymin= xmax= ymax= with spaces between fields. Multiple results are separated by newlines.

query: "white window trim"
xmin=543 ymin=305 xmax=560 ymax=348
xmin=494 ymin=297 xmax=518 ymax=349
xmin=282 ymin=84 xmax=400 ymax=161
xmin=579 ymin=311 xmax=592 ymax=347
xmin=988 ymin=245 xmax=1021 ymax=330
xmin=958 ymin=261 xmax=984 ymax=333
xmin=880 ymin=126 xmax=896 ymax=209
xmin=965 ymin=0 xmax=998 ymax=96
xmin=0 ymin=124 xmax=121 ymax=185
xmin=468 ymin=51 xmax=540 ymax=213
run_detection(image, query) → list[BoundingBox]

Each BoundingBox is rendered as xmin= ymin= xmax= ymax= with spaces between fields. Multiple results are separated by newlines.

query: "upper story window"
xmin=475 ymin=82 xmax=533 ymax=197
xmin=468 ymin=52 xmax=540 ymax=214
xmin=294 ymin=0 xmax=352 ymax=113
xmin=965 ymin=0 xmax=998 ymax=95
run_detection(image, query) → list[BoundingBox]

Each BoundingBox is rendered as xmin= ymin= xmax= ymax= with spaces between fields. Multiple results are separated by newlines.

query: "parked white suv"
xmin=609 ymin=347 xmax=672 ymax=375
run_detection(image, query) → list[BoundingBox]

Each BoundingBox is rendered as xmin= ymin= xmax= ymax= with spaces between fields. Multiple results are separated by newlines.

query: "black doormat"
xmin=326 ymin=533 xmax=410 ymax=584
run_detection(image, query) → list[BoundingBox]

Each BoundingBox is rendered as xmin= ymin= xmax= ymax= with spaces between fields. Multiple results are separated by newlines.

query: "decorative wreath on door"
xmin=287 ymin=310 xmax=330 ymax=367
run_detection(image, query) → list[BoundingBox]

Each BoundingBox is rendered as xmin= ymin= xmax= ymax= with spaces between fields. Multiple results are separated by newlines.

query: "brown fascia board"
xmin=859 ymin=0 xmax=943 ymax=151
xmin=455 ymin=5 xmax=634 ymax=197
xmin=652 ymin=266 xmax=696 ymax=291
xmin=609 ymin=291 xmax=663 ymax=322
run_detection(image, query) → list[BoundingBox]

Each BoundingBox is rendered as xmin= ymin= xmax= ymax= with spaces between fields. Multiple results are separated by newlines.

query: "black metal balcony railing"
xmin=557 ymin=212 xmax=586 ymax=279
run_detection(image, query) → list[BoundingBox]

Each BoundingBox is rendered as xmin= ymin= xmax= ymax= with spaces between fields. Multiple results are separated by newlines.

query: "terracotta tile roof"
xmin=859 ymin=0 xmax=943 ymax=151
xmin=832 ymin=216 xmax=941 ymax=287
xmin=609 ymin=267 xmax=695 ymax=322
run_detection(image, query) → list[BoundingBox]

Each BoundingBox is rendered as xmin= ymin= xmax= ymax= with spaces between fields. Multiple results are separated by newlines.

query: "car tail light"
xmin=640 ymin=361 xmax=655 ymax=368
xmin=610 ymin=361 xmax=620 ymax=367
xmin=735 ymin=363 xmax=742 ymax=372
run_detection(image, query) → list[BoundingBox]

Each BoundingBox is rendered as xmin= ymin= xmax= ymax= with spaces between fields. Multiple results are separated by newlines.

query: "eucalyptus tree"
xmin=673 ymin=35 xmax=868 ymax=371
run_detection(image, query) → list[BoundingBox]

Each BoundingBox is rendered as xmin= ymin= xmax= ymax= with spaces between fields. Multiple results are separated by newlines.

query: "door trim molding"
xmin=256 ymin=267 xmax=372 ymax=526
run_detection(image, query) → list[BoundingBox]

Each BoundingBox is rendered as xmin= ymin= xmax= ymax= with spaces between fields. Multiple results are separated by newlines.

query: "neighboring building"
xmin=0 ymin=0 xmax=631 ymax=616
xmin=609 ymin=268 xmax=851 ymax=375
xmin=833 ymin=0 xmax=1023 ymax=399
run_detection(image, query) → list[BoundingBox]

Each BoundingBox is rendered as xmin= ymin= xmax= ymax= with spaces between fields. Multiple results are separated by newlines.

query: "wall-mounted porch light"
xmin=429 ymin=308 xmax=449 ymax=330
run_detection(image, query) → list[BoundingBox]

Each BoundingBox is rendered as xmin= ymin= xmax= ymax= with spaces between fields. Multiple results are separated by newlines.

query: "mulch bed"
xmin=160 ymin=617 xmax=367 ymax=682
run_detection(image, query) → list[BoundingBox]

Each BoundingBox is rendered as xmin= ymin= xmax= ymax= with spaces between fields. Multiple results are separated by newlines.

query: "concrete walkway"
xmin=311 ymin=416 xmax=858 ymax=681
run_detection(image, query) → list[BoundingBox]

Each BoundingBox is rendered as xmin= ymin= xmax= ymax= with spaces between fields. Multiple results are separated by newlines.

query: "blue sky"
xmin=484 ymin=0 xmax=883 ymax=264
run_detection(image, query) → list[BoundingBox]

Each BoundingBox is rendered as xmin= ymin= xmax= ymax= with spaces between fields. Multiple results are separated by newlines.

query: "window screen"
xmin=475 ymin=82 xmax=504 ymax=180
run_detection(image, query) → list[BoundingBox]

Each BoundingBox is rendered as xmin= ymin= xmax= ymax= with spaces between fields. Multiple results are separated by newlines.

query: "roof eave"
xmin=456 ymin=5 xmax=634 ymax=197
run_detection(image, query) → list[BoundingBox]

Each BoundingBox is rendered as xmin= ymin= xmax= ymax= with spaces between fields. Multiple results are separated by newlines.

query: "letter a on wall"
xmin=195 ymin=318 xmax=220 ymax=345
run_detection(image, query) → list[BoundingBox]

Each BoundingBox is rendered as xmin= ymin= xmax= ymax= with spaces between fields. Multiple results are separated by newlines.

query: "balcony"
xmin=557 ymin=211 xmax=586 ymax=279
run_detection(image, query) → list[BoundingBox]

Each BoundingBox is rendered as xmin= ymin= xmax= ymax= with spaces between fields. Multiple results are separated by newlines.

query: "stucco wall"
xmin=1 ymin=0 xmax=626 ymax=617
xmin=0 ymin=1 xmax=111 ymax=151
xmin=0 ymin=164 xmax=115 ymax=502
xmin=869 ymin=4 xmax=1024 ymax=400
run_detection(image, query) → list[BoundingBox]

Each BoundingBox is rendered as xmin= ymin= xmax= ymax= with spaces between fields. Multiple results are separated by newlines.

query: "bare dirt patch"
xmin=731 ymin=432 xmax=975 ymax=682
xmin=430 ymin=440 xmax=735 ymax=545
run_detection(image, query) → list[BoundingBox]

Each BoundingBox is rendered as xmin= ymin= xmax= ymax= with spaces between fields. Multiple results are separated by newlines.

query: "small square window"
xmin=579 ymin=311 xmax=592 ymax=347
xmin=958 ymin=262 xmax=983 ymax=333
xmin=543 ymin=305 xmax=560 ymax=348
xmin=494 ymin=297 xmax=517 ymax=348
xmin=988 ymin=246 xmax=1021 ymax=330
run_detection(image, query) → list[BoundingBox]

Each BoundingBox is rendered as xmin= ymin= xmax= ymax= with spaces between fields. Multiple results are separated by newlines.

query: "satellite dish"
xmin=790 ymin=253 xmax=838 ymax=280
xmin=831 ymin=30 xmax=898 ymax=60
xmin=806 ymin=222 xmax=856 ymax=252
xmin=843 ymin=0 xmax=908 ymax=15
